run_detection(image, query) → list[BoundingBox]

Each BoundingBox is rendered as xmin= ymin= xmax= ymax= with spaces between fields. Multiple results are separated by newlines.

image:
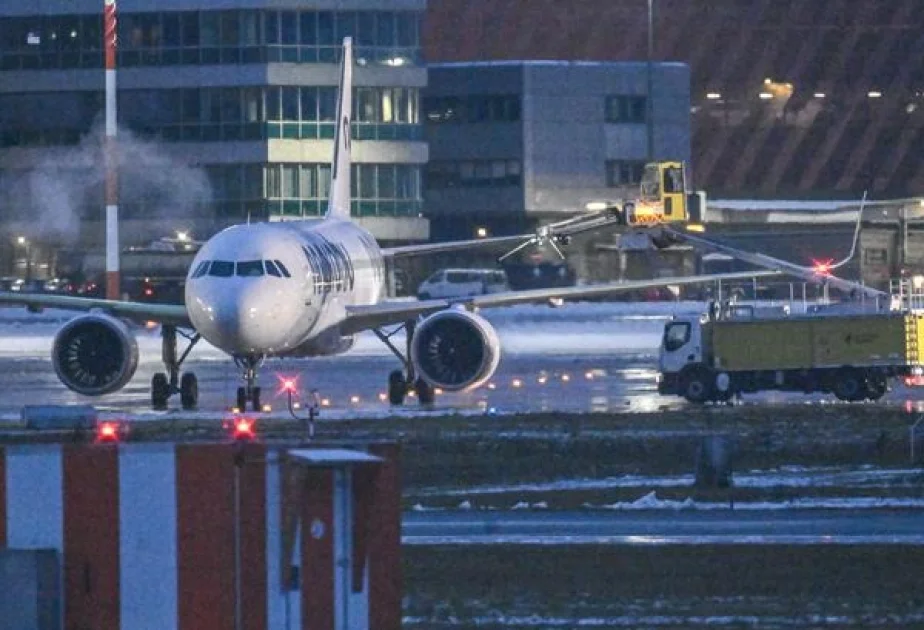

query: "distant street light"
xmin=14 ymin=236 xmax=31 ymax=282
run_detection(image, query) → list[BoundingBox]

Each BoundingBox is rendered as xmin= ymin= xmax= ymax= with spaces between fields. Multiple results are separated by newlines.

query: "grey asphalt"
xmin=402 ymin=510 xmax=924 ymax=545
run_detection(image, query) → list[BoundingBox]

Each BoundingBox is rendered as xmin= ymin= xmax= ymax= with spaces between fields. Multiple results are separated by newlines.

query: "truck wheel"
xmin=864 ymin=376 xmax=888 ymax=402
xmin=832 ymin=369 xmax=864 ymax=402
xmin=682 ymin=368 xmax=713 ymax=404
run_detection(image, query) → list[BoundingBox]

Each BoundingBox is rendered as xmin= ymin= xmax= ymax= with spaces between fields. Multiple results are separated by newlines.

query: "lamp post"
xmin=15 ymin=236 xmax=31 ymax=282
xmin=646 ymin=0 xmax=655 ymax=162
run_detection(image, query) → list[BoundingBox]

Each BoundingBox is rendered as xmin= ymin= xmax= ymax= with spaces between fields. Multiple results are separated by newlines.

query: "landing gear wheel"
xmin=415 ymin=377 xmax=435 ymax=405
xmin=681 ymin=368 xmax=714 ymax=404
xmin=152 ymin=372 xmax=170 ymax=410
xmin=833 ymin=369 xmax=864 ymax=402
xmin=388 ymin=370 xmax=407 ymax=405
xmin=180 ymin=372 xmax=198 ymax=410
xmin=236 ymin=387 xmax=247 ymax=412
xmin=252 ymin=386 xmax=262 ymax=412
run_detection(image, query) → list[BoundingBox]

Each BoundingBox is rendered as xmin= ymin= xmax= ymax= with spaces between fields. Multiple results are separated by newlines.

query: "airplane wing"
xmin=381 ymin=210 xmax=622 ymax=259
xmin=340 ymin=269 xmax=780 ymax=334
xmin=0 ymin=292 xmax=191 ymax=327
xmin=661 ymin=226 xmax=887 ymax=300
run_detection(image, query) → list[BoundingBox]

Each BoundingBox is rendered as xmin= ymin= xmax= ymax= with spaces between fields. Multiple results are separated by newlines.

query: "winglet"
xmin=326 ymin=37 xmax=353 ymax=219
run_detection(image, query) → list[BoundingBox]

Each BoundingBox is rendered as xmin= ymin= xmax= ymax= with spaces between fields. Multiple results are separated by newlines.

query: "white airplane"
xmin=0 ymin=38 xmax=778 ymax=412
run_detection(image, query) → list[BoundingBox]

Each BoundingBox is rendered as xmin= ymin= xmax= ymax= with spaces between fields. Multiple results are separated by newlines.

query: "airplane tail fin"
xmin=325 ymin=37 xmax=353 ymax=220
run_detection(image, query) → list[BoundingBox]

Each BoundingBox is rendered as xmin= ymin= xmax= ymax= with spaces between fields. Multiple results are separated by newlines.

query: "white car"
xmin=416 ymin=268 xmax=508 ymax=300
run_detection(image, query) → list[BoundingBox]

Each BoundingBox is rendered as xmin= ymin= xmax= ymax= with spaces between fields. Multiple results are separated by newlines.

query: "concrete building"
xmin=423 ymin=61 xmax=690 ymax=240
xmin=0 ymin=0 xmax=428 ymax=279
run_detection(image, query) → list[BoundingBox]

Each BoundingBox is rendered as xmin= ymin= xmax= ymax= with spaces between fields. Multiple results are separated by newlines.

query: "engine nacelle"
xmin=411 ymin=309 xmax=500 ymax=392
xmin=52 ymin=314 xmax=139 ymax=396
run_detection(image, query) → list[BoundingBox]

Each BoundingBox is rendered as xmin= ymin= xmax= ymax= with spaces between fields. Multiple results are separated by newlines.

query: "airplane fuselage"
xmin=185 ymin=218 xmax=386 ymax=357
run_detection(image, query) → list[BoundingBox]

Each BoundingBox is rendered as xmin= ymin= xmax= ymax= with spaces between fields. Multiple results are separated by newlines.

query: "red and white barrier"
xmin=0 ymin=442 xmax=401 ymax=630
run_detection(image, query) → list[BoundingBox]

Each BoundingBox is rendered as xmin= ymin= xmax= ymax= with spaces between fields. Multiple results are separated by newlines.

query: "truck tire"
xmin=832 ymin=369 xmax=864 ymax=402
xmin=681 ymin=367 xmax=714 ymax=404
xmin=863 ymin=375 xmax=888 ymax=401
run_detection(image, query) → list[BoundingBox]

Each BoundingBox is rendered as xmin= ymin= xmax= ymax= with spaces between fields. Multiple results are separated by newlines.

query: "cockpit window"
xmin=274 ymin=259 xmax=291 ymax=278
xmin=209 ymin=260 xmax=234 ymax=277
xmin=236 ymin=260 xmax=264 ymax=277
xmin=192 ymin=261 xmax=210 ymax=278
xmin=265 ymin=260 xmax=282 ymax=277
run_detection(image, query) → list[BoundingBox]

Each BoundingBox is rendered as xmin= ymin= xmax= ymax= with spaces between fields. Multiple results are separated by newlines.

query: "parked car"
xmin=416 ymin=268 xmax=508 ymax=300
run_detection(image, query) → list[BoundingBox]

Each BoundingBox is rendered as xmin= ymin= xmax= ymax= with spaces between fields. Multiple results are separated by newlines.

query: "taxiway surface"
xmin=402 ymin=509 xmax=924 ymax=545
xmin=0 ymin=301 xmax=920 ymax=417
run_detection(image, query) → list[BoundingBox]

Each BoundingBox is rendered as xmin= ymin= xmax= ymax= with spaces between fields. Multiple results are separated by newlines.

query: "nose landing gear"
xmin=151 ymin=325 xmax=201 ymax=410
xmin=234 ymin=355 xmax=264 ymax=412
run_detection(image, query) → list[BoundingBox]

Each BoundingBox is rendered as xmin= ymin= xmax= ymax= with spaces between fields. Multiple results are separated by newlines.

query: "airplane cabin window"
xmin=265 ymin=260 xmax=282 ymax=277
xmin=209 ymin=260 xmax=235 ymax=277
xmin=236 ymin=260 xmax=265 ymax=277
xmin=192 ymin=261 xmax=210 ymax=278
xmin=274 ymin=259 xmax=291 ymax=277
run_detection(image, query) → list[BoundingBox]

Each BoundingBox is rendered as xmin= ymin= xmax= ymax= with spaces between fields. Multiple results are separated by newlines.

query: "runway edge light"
xmin=96 ymin=419 xmax=127 ymax=443
xmin=223 ymin=416 xmax=258 ymax=441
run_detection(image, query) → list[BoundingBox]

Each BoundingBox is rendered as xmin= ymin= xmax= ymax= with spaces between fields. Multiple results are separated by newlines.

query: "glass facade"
xmin=423 ymin=95 xmax=520 ymax=123
xmin=0 ymin=87 xmax=421 ymax=147
xmin=0 ymin=162 xmax=422 ymax=223
xmin=0 ymin=9 xmax=421 ymax=70
xmin=260 ymin=162 xmax=421 ymax=218
xmin=426 ymin=160 xmax=521 ymax=188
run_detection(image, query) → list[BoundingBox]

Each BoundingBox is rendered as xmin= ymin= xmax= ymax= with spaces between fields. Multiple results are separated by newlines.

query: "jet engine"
xmin=52 ymin=314 xmax=140 ymax=396
xmin=410 ymin=309 xmax=500 ymax=391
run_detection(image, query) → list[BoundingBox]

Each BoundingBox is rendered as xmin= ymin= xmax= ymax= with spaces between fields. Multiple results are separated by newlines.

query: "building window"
xmin=605 ymin=160 xmax=646 ymax=187
xmin=423 ymin=95 xmax=521 ymax=124
xmin=0 ymin=87 xmax=423 ymax=147
xmin=425 ymin=160 xmax=522 ymax=188
xmin=605 ymin=95 xmax=647 ymax=124
xmin=0 ymin=10 xmax=423 ymax=70
xmin=261 ymin=163 xmax=421 ymax=218
xmin=863 ymin=248 xmax=888 ymax=265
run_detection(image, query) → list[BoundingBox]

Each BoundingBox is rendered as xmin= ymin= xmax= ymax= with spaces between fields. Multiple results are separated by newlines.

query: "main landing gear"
xmin=373 ymin=320 xmax=434 ymax=406
xmin=151 ymin=325 xmax=201 ymax=410
xmin=234 ymin=355 xmax=264 ymax=412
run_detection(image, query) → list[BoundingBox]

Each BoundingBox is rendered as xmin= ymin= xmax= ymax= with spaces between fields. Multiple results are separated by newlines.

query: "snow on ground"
xmin=403 ymin=612 xmax=924 ymax=626
xmin=412 ymin=466 xmax=924 ymax=497
xmin=409 ymin=491 xmax=924 ymax=513
xmin=403 ymin=533 xmax=924 ymax=545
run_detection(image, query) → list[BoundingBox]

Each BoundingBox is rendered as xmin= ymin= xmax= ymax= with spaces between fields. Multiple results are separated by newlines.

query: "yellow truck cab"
xmin=658 ymin=303 xmax=924 ymax=403
xmin=621 ymin=161 xmax=704 ymax=228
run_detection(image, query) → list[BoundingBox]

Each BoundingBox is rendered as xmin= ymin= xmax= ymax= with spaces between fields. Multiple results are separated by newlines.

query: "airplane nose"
xmin=204 ymin=280 xmax=295 ymax=353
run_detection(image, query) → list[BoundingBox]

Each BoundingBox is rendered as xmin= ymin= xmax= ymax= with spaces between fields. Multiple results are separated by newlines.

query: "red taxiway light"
xmin=225 ymin=417 xmax=257 ymax=441
xmin=812 ymin=258 xmax=834 ymax=277
xmin=96 ymin=420 xmax=124 ymax=443
xmin=276 ymin=373 xmax=299 ymax=396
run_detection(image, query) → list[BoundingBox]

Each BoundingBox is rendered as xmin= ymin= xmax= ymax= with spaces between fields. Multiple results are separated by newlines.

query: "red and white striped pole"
xmin=104 ymin=0 xmax=120 ymax=300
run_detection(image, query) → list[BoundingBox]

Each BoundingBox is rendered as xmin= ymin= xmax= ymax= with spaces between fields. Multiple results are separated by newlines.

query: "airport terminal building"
xmin=0 ymin=0 xmax=428 ymax=278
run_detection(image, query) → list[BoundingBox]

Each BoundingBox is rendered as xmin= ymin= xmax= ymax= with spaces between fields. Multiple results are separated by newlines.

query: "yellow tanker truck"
xmin=657 ymin=307 xmax=924 ymax=403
